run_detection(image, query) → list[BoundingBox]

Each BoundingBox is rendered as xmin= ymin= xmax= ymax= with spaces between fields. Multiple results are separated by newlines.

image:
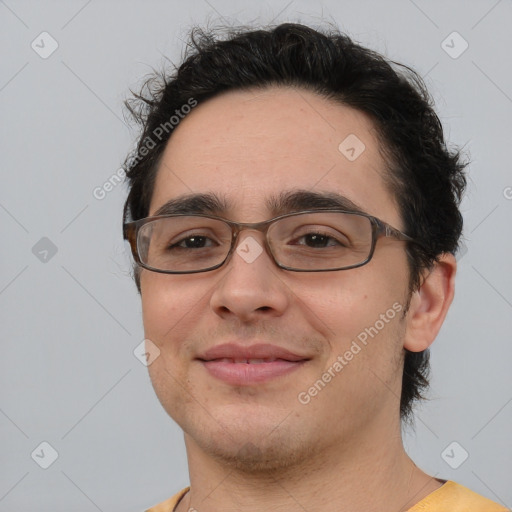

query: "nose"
xmin=209 ymin=230 xmax=290 ymax=322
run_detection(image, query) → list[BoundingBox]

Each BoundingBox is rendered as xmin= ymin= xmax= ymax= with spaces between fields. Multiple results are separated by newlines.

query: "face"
xmin=140 ymin=86 xmax=412 ymax=472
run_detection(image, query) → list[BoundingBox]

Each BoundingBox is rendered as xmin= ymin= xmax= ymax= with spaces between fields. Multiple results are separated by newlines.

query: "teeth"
xmin=217 ymin=358 xmax=278 ymax=364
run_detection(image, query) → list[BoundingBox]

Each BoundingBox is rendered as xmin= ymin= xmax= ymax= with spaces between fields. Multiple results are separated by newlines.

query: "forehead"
xmin=149 ymin=86 xmax=401 ymax=227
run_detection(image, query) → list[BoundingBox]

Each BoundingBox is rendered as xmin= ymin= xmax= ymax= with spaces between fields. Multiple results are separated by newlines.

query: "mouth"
xmin=197 ymin=344 xmax=310 ymax=385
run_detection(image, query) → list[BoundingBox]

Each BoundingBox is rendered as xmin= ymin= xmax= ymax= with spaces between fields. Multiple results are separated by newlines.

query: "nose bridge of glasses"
xmin=228 ymin=219 xmax=275 ymax=263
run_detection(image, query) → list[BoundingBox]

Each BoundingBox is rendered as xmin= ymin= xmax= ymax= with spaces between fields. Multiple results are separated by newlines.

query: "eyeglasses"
xmin=123 ymin=209 xmax=422 ymax=274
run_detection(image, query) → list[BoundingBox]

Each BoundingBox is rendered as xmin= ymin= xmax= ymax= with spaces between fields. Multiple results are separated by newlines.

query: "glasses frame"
xmin=123 ymin=209 xmax=423 ymax=275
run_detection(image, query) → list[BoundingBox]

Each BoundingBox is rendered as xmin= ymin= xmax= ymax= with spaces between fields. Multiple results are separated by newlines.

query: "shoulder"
xmin=409 ymin=480 xmax=509 ymax=511
xmin=145 ymin=487 xmax=190 ymax=512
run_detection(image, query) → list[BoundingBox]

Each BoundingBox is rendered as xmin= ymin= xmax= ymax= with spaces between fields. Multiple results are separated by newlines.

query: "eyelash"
xmin=168 ymin=231 xmax=346 ymax=250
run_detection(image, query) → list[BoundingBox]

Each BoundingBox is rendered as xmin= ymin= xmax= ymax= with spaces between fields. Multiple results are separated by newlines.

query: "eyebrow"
xmin=152 ymin=189 xmax=367 ymax=218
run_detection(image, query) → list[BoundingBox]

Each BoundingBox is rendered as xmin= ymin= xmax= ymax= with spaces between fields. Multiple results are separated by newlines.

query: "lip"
xmin=197 ymin=343 xmax=309 ymax=386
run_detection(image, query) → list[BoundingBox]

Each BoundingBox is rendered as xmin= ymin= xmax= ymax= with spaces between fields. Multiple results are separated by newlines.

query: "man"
xmin=122 ymin=22 xmax=507 ymax=511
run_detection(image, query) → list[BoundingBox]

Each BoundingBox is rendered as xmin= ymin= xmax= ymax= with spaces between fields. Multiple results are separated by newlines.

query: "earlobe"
xmin=403 ymin=253 xmax=457 ymax=353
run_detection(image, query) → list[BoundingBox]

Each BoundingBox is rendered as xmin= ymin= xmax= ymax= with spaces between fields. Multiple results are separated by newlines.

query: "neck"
xmin=176 ymin=418 xmax=442 ymax=512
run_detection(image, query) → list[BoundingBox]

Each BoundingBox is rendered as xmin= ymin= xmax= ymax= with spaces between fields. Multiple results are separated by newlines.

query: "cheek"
xmin=141 ymin=279 xmax=172 ymax=340
xmin=306 ymin=262 xmax=408 ymax=374
xmin=297 ymin=267 xmax=402 ymax=340
xmin=140 ymin=272 xmax=222 ymax=370
xmin=140 ymin=274 xmax=194 ymax=351
xmin=140 ymin=275 xmax=201 ymax=418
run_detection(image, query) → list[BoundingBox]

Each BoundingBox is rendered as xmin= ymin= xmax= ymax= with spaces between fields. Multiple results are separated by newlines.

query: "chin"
xmin=202 ymin=434 xmax=313 ymax=475
xmin=183 ymin=409 xmax=318 ymax=475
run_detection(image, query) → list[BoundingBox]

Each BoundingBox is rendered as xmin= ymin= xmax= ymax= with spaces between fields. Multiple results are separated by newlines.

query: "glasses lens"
xmin=136 ymin=212 xmax=373 ymax=273
xmin=137 ymin=216 xmax=232 ymax=272
xmin=268 ymin=212 xmax=372 ymax=270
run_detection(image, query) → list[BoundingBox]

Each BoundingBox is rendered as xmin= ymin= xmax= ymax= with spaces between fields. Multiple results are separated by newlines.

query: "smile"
xmin=196 ymin=343 xmax=310 ymax=385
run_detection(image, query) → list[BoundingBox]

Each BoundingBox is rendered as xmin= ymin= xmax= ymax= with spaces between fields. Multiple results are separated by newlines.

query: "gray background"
xmin=1 ymin=0 xmax=511 ymax=510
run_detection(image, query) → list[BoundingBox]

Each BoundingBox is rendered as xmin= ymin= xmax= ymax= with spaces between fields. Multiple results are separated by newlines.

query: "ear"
xmin=403 ymin=253 xmax=457 ymax=352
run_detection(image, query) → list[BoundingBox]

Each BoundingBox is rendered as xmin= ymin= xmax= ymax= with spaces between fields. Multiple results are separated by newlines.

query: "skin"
xmin=140 ymin=86 xmax=457 ymax=512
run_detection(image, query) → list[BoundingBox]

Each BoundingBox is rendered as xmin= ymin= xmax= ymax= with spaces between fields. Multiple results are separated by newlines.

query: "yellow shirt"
xmin=145 ymin=481 xmax=509 ymax=512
